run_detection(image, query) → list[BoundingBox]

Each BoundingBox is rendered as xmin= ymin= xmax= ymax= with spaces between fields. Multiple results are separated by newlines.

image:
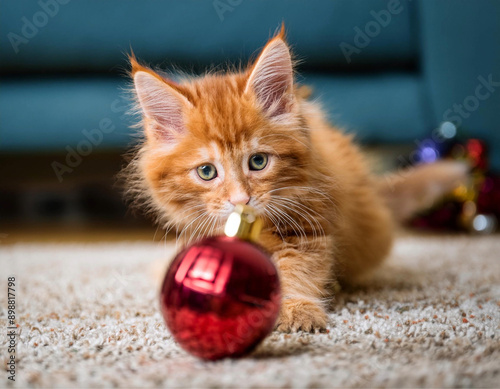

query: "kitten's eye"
xmin=248 ymin=153 xmax=267 ymax=170
xmin=249 ymin=153 xmax=268 ymax=171
xmin=197 ymin=164 xmax=217 ymax=181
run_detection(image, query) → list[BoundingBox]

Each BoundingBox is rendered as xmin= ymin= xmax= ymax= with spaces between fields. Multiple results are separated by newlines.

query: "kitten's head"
xmin=128 ymin=28 xmax=312 ymax=236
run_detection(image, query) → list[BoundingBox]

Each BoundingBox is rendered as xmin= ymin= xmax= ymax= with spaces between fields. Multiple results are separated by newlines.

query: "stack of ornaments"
xmin=405 ymin=121 xmax=499 ymax=233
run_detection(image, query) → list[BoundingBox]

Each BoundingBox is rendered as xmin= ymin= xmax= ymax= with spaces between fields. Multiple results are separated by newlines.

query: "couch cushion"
xmin=0 ymin=77 xmax=134 ymax=151
xmin=0 ymin=0 xmax=416 ymax=74
xmin=0 ymin=72 xmax=427 ymax=152
xmin=306 ymin=72 xmax=428 ymax=143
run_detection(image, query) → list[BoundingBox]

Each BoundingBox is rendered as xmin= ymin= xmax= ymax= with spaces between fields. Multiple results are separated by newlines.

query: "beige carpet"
xmin=1 ymin=234 xmax=499 ymax=388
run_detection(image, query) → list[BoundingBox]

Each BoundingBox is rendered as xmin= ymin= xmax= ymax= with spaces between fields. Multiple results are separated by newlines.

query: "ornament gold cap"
xmin=224 ymin=204 xmax=262 ymax=242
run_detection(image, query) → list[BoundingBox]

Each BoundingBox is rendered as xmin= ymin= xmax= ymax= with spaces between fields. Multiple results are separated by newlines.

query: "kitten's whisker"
xmin=189 ymin=212 xmax=214 ymax=245
xmin=208 ymin=215 xmax=221 ymax=238
xmin=196 ymin=215 xmax=210 ymax=242
xmin=272 ymin=198 xmax=319 ymax=239
xmin=272 ymin=196 xmax=326 ymax=235
xmin=181 ymin=211 xmax=208 ymax=242
xmin=176 ymin=209 xmax=208 ymax=249
xmin=272 ymin=195 xmax=327 ymax=227
xmin=189 ymin=213 xmax=209 ymax=244
xmin=267 ymin=185 xmax=331 ymax=199
xmin=163 ymin=203 xmax=207 ymax=236
xmin=202 ymin=215 xmax=216 ymax=239
xmin=267 ymin=185 xmax=338 ymax=216
xmin=273 ymin=205 xmax=308 ymax=248
xmin=153 ymin=225 xmax=161 ymax=242
xmin=262 ymin=207 xmax=286 ymax=243
xmin=274 ymin=199 xmax=319 ymax=246
xmin=165 ymin=206 xmax=205 ymax=237
xmin=271 ymin=197 xmax=327 ymax=250
xmin=267 ymin=202 xmax=307 ymax=248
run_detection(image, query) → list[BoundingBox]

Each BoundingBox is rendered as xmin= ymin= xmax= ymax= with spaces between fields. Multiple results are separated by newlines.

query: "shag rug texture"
xmin=1 ymin=234 xmax=499 ymax=388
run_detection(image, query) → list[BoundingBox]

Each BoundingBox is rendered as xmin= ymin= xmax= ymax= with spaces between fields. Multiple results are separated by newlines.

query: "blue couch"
xmin=1 ymin=0 xmax=499 ymax=170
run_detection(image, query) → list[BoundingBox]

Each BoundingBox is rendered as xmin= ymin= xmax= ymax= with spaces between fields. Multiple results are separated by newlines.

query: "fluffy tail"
xmin=379 ymin=161 xmax=470 ymax=223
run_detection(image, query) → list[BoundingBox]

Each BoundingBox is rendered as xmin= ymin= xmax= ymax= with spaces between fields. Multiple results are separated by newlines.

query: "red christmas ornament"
xmin=160 ymin=205 xmax=281 ymax=360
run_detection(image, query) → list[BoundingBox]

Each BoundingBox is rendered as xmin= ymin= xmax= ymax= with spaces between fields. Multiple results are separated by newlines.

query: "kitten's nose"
xmin=229 ymin=192 xmax=250 ymax=206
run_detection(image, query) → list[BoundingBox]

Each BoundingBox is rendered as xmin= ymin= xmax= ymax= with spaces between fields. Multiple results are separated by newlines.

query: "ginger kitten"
xmin=125 ymin=28 xmax=466 ymax=332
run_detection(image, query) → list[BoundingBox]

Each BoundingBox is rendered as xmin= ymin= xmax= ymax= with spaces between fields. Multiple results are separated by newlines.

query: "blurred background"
xmin=1 ymin=0 xmax=499 ymax=243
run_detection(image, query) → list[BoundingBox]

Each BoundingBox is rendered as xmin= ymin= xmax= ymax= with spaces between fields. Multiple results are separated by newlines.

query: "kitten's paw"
xmin=275 ymin=298 xmax=328 ymax=333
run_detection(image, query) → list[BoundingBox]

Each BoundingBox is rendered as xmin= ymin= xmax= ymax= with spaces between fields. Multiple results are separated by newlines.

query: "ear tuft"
xmin=133 ymin=70 xmax=192 ymax=143
xmin=128 ymin=50 xmax=141 ymax=75
xmin=245 ymin=31 xmax=294 ymax=120
xmin=276 ymin=21 xmax=287 ymax=41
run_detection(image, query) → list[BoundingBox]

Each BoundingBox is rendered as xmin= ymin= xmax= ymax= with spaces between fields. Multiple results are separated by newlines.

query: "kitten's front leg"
xmin=273 ymin=244 xmax=334 ymax=333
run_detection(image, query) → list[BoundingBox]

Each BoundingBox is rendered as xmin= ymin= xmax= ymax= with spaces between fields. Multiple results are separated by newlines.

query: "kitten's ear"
xmin=245 ymin=28 xmax=295 ymax=120
xmin=131 ymin=58 xmax=192 ymax=144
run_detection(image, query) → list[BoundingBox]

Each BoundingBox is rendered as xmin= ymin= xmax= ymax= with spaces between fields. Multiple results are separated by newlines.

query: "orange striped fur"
xmin=124 ymin=29 xmax=438 ymax=332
